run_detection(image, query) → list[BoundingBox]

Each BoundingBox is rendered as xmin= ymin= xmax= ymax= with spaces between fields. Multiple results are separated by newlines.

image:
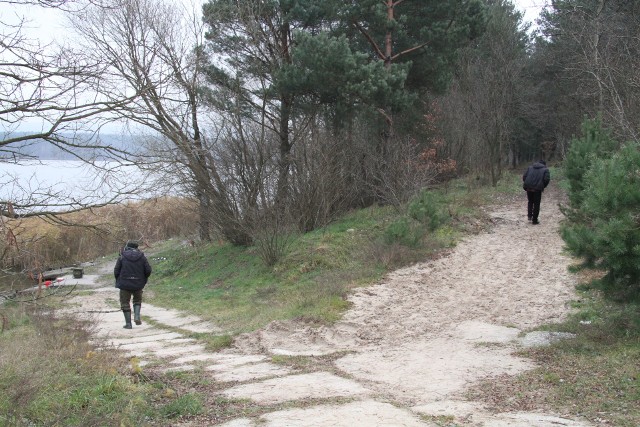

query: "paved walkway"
xmin=60 ymin=283 xmax=425 ymax=426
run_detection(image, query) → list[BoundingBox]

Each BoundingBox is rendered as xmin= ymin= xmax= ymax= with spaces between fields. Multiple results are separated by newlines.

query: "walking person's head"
xmin=125 ymin=240 xmax=139 ymax=249
xmin=122 ymin=240 xmax=140 ymax=253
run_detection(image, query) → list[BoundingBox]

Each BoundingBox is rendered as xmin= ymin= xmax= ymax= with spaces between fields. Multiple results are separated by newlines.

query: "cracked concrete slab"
xmin=222 ymin=372 xmax=371 ymax=404
xmin=209 ymin=362 xmax=291 ymax=382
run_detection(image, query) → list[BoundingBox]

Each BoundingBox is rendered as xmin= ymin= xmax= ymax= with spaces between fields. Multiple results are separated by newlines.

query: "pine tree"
xmin=563 ymin=116 xmax=618 ymax=209
xmin=562 ymin=140 xmax=640 ymax=297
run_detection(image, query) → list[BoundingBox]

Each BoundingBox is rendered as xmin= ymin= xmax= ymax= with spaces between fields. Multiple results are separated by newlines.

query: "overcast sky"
xmin=3 ymin=0 xmax=548 ymax=46
xmin=514 ymin=0 xmax=548 ymax=26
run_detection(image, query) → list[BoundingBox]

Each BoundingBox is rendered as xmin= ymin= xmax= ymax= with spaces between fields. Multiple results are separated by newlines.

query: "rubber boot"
xmin=133 ymin=304 xmax=142 ymax=325
xmin=123 ymin=311 xmax=132 ymax=329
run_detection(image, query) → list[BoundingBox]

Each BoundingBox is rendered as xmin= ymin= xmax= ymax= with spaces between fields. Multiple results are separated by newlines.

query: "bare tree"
xmin=68 ymin=0 xmax=257 ymax=244
xmin=438 ymin=0 xmax=529 ymax=184
xmin=1 ymin=0 xmax=159 ymax=277
xmin=1 ymin=0 xmax=136 ymax=154
xmin=1 ymin=0 xmax=147 ymax=222
xmin=535 ymin=0 xmax=640 ymax=144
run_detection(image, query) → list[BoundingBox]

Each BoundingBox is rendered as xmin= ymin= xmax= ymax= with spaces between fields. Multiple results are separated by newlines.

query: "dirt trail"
xmin=62 ymin=183 xmax=593 ymax=426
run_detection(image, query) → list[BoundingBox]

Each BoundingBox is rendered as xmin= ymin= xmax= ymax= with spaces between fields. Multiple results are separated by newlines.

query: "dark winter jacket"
xmin=114 ymin=247 xmax=152 ymax=291
xmin=523 ymin=162 xmax=550 ymax=192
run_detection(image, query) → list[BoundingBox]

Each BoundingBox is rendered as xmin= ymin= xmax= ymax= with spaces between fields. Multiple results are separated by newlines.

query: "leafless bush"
xmin=311 ymin=270 xmax=357 ymax=300
xmin=289 ymin=130 xmax=360 ymax=232
xmin=366 ymin=241 xmax=416 ymax=270
xmin=358 ymin=133 xmax=440 ymax=209
xmin=250 ymin=208 xmax=294 ymax=267
xmin=206 ymin=121 xmax=276 ymax=246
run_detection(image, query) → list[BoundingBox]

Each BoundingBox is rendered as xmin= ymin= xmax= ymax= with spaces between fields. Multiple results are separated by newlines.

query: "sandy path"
xmin=63 ymin=183 xmax=593 ymax=426
xmin=229 ymin=183 xmax=591 ymax=426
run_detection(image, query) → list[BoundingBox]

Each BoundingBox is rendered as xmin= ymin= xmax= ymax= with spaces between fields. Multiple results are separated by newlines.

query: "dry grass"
xmin=2 ymin=197 xmax=198 ymax=272
xmin=0 ymin=301 xmax=207 ymax=425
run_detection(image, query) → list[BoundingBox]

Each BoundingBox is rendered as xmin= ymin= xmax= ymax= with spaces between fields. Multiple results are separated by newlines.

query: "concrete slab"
xmin=163 ymin=365 xmax=196 ymax=373
xmin=105 ymin=332 xmax=185 ymax=346
xmin=203 ymin=354 xmax=268 ymax=370
xmin=219 ymin=419 xmax=254 ymax=427
xmin=519 ymin=331 xmax=576 ymax=348
xmin=170 ymin=354 xmax=227 ymax=364
xmin=142 ymin=305 xmax=221 ymax=333
xmin=117 ymin=338 xmax=197 ymax=351
xmin=261 ymin=400 xmax=432 ymax=427
xmin=475 ymin=412 xmax=592 ymax=426
xmin=146 ymin=343 xmax=208 ymax=358
xmin=209 ymin=362 xmax=291 ymax=382
xmin=222 ymin=372 xmax=371 ymax=404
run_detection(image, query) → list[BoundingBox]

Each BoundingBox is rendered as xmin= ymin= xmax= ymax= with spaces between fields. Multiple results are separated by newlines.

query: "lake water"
xmin=1 ymin=160 xmax=156 ymax=213
xmin=1 ymin=160 xmax=155 ymax=292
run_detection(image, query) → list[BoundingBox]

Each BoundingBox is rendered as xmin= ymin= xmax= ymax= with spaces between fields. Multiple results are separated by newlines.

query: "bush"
xmin=563 ymin=116 xmax=618 ymax=209
xmin=407 ymin=190 xmax=448 ymax=231
xmin=561 ymin=142 xmax=640 ymax=297
xmin=383 ymin=189 xmax=449 ymax=248
xmin=383 ymin=217 xmax=424 ymax=247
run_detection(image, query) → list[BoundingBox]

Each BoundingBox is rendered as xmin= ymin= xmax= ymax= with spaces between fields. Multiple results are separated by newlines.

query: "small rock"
xmin=519 ymin=331 xmax=576 ymax=348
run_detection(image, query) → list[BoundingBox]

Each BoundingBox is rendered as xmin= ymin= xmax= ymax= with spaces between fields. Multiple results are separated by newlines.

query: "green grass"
xmin=147 ymin=205 xmax=391 ymax=333
xmin=159 ymin=393 xmax=203 ymax=418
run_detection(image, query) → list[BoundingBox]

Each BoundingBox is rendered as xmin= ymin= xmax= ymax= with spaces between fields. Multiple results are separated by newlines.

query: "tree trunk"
xmin=276 ymin=21 xmax=293 ymax=205
xmin=198 ymin=191 xmax=212 ymax=242
xmin=276 ymin=93 xmax=293 ymax=204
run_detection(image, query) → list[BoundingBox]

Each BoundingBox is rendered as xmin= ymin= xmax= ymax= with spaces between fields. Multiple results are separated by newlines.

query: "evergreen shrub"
xmin=561 ymin=120 xmax=640 ymax=297
xmin=563 ymin=116 xmax=618 ymax=209
xmin=383 ymin=190 xmax=448 ymax=247
xmin=383 ymin=217 xmax=424 ymax=248
xmin=408 ymin=190 xmax=448 ymax=231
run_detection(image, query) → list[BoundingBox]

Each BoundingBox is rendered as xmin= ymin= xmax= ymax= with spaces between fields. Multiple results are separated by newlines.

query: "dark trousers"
xmin=527 ymin=190 xmax=542 ymax=221
xmin=119 ymin=289 xmax=143 ymax=312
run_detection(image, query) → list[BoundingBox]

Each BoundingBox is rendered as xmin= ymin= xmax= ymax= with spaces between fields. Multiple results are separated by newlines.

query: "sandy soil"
xmin=64 ymin=182 xmax=594 ymax=426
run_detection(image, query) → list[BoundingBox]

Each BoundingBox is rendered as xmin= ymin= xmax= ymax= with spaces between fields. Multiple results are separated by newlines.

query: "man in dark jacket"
xmin=115 ymin=240 xmax=152 ymax=329
xmin=522 ymin=160 xmax=551 ymax=225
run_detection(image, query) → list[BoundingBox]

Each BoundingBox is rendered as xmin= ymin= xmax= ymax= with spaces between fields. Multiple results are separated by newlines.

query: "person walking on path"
xmin=114 ymin=240 xmax=152 ymax=329
xmin=523 ymin=160 xmax=550 ymax=225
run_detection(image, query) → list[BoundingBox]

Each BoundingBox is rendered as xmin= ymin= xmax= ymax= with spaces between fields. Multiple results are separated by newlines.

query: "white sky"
xmin=514 ymin=0 xmax=548 ymax=26
xmin=5 ymin=0 xmax=548 ymax=40
xmin=3 ymin=0 xmax=549 ymax=48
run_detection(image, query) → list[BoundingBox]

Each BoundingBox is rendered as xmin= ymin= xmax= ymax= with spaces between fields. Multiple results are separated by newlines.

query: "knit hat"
xmin=125 ymin=240 xmax=139 ymax=249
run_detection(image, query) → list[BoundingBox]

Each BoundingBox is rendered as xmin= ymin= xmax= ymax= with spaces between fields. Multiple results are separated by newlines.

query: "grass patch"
xmin=269 ymin=351 xmax=354 ymax=374
xmin=146 ymin=206 xmax=393 ymax=333
xmin=422 ymin=414 xmax=459 ymax=426
xmin=200 ymin=333 xmax=234 ymax=352
xmin=159 ymin=393 xmax=203 ymax=418
xmin=0 ymin=303 xmax=206 ymax=426
xmin=467 ymin=281 xmax=640 ymax=426
xmin=146 ymin=174 xmax=520 ymax=334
